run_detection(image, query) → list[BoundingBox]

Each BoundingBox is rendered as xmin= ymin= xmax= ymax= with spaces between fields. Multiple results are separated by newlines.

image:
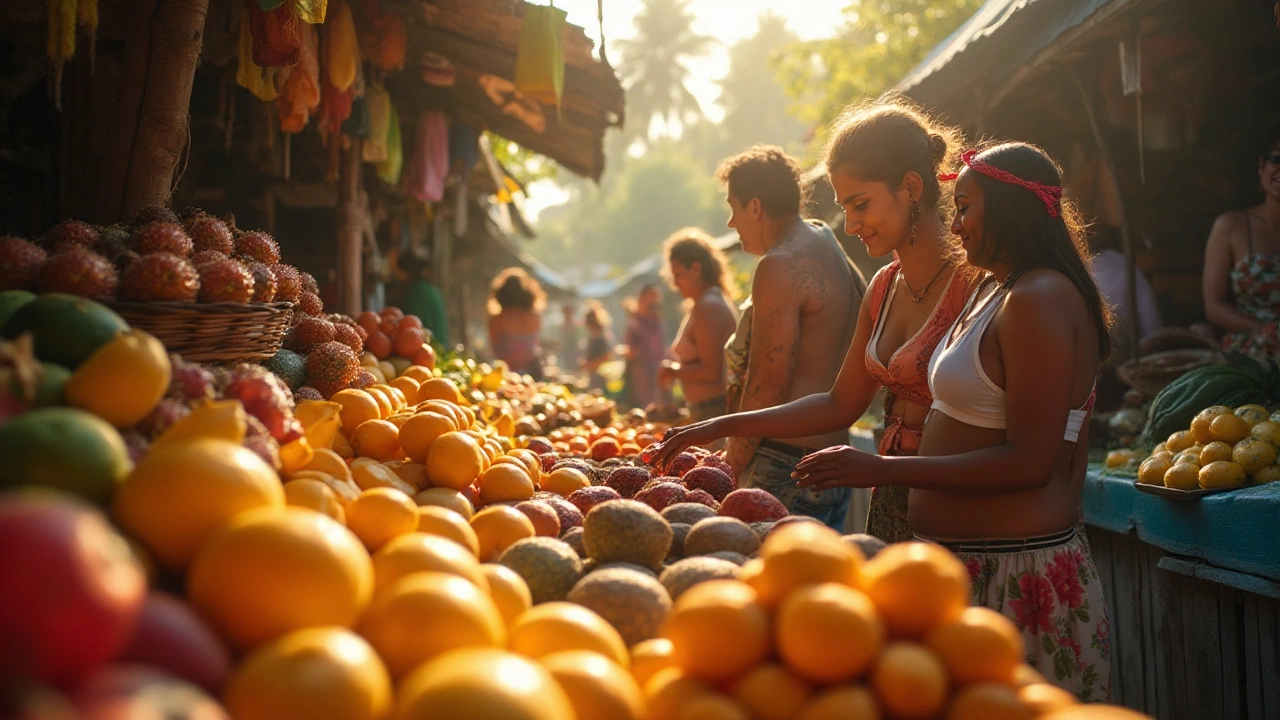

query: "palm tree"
xmin=616 ymin=0 xmax=716 ymax=143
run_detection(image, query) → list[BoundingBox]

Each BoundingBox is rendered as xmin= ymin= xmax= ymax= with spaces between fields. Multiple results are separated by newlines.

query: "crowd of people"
xmin=468 ymin=99 xmax=1280 ymax=702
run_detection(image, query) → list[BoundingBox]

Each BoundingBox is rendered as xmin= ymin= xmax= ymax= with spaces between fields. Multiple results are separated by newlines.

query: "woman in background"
xmin=623 ymin=284 xmax=666 ymax=410
xmin=580 ymin=301 xmax=613 ymax=391
xmin=487 ymin=268 xmax=545 ymax=379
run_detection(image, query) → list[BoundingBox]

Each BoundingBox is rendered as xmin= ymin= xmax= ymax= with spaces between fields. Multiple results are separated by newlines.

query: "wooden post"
xmin=337 ymin=139 xmax=364 ymax=317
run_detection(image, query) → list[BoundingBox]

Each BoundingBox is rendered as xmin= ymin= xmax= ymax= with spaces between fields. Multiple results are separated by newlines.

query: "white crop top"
xmin=928 ymin=282 xmax=1094 ymax=443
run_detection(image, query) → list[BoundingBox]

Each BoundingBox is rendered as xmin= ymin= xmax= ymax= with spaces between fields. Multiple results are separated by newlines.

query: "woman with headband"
xmin=793 ymin=142 xmax=1114 ymax=700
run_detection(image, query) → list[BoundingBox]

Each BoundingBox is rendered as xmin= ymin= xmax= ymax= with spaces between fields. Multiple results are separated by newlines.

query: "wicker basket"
xmin=107 ymin=301 xmax=295 ymax=364
xmin=1116 ymin=349 xmax=1226 ymax=398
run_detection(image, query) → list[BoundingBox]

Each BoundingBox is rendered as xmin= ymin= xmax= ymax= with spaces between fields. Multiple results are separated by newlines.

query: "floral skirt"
xmin=927 ymin=528 xmax=1113 ymax=702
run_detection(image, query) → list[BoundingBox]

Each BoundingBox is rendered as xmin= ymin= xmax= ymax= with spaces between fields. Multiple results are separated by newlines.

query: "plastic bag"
xmin=277 ymin=24 xmax=320 ymax=133
xmin=245 ymin=0 xmax=302 ymax=67
xmin=377 ymin=103 xmax=403 ymax=186
xmin=294 ymin=0 xmax=328 ymax=24
xmin=514 ymin=4 xmax=566 ymax=109
xmin=324 ymin=0 xmax=358 ymax=92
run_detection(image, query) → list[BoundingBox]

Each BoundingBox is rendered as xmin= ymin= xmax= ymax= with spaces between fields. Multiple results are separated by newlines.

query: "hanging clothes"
xmin=448 ymin=123 xmax=480 ymax=177
xmin=245 ymin=0 xmax=302 ymax=67
xmin=377 ymin=105 xmax=403 ymax=186
xmin=401 ymin=111 xmax=449 ymax=203
xmin=325 ymin=0 xmax=358 ymax=92
xmin=356 ymin=6 xmax=406 ymax=71
xmin=514 ymin=3 xmax=566 ymax=111
xmin=277 ymin=23 xmax=320 ymax=133
xmin=294 ymin=0 xmax=328 ymax=24
xmin=362 ymin=83 xmax=391 ymax=162
xmin=236 ymin=4 xmax=280 ymax=100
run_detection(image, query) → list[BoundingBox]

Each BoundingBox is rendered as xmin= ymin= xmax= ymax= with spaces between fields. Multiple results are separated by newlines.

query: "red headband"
xmin=938 ymin=149 xmax=1063 ymax=218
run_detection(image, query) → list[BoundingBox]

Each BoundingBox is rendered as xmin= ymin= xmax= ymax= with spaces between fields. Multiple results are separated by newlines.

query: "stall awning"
xmin=387 ymin=0 xmax=625 ymax=181
xmin=896 ymin=0 xmax=1138 ymax=111
xmin=578 ymin=232 xmax=742 ymax=299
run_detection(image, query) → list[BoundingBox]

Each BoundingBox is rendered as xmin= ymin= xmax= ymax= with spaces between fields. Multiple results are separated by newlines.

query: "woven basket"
xmin=107 ymin=301 xmax=295 ymax=364
xmin=1116 ymin=349 xmax=1226 ymax=398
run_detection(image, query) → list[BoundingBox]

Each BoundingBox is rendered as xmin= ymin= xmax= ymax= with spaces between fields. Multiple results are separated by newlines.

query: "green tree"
xmin=615 ymin=0 xmax=716 ymax=142
xmin=716 ymin=12 xmax=811 ymax=159
xmin=778 ymin=0 xmax=984 ymax=138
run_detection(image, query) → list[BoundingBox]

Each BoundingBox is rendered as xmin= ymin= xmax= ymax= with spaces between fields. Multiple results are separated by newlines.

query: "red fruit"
xmin=514 ymin=500 xmax=561 ymax=538
xmin=634 ymin=481 xmax=688 ymax=512
xmin=380 ymin=305 xmax=404 ymax=322
xmin=131 ymin=222 xmax=193 ymax=257
xmin=356 ymin=311 xmax=381 ymax=335
xmin=682 ymin=466 xmax=736 ymax=501
xmin=294 ymin=386 xmax=323 ymax=401
xmin=590 ymin=437 xmax=621 ymax=462
xmin=365 ymin=331 xmax=392 ymax=360
xmin=459 ymin=484 xmax=481 ymax=509
xmin=190 ymin=250 xmax=228 ymax=268
xmin=379 ymin=314 xmax=400 ymax=336
xmin=298 ymin=290 xmax=323 ymax=316
xmin=131 ymin=204 xmax=180 ymax=226
xmin=197 ymin=257 xmax=254 ymax=303
xmin=566 ymin=486 xmax=622 ymax=515
xmin=698 ymin=454 xmax=737 ymax=480
xmin=233 ymin=231 xmax=280 ymax=265
xmin=398 ymin=314 xmax=424 ymax=331
xmin=354 ymin=324 xmax=369 ymax=342
xmin=352 ymin=370 xmax=376 ymax=389
xmin=244 ymin=261 xmax=277 ymax=302
xmin=43 ymin=220 xmax=100 ymax=252
xmin=526 ymin=438 xmax=555 ymax=455
xmin=271 ymin=263 xmax=302 ymax=301
xmin=304 ymin=341 xmax=360 ymax=394
xmin=534 ymin=493 xmax=584 ymax=532
xmin=71 ymin=666 xmax=229 ymax=719
xmin=332 ymin=323 xmax=364 ymax=355
xmin=538 ymin=452 xmax=559 ymax=473
xmin=117 ymin=592 xmax=232 ymax=694
xmin=551 ymin=458 xmax=595 ymax=478
xmin=667 ymin=452 xmax=699 ymax=478
xmin=119 ymin=253 xmax=200 ymax=302
xmin=289 ymin=316 xmax=336 ymax=353
xmin=0 ymin=236 xmax=48 ymax=291
xmin=684 ymin=488 xmax=720 ymax=510
xmin=718 ymin=488 xmax=788 ymax=523
xmin=603 ymin=466 xmax=651 ymax=498
xmin=410 ymin=342 xmax=436 ymax=370
xmin=299 ymin=270 xmax=319 ymax=294
xmin=185 ymin=217 xmax=235 ymax=255
xmin=0 ymin=494 xmax=146 ymax=687
xmin=38 ymin=248 xmax=118 ymax=300
xmin=394 ymin=326 xmax=425 ymax=357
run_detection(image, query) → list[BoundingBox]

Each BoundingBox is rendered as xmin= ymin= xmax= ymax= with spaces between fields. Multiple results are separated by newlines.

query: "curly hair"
xmin=715 ymin=145 xmax=804 ymax=218
xmin=488 ymin=267 xmax=546 ymax=315
xmin=661 ymin=227 xmax=737 ymax=298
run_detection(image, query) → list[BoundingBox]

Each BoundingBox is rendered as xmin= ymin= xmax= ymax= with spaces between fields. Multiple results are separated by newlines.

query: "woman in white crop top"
xmin=792 ymin=143 xmax=1114 ymax=701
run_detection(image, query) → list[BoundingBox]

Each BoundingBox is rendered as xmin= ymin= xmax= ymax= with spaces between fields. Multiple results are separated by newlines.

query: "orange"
xmin=1037 ymin=708 xmax=1150 ymax=720
xmin=331 ymin=390 xmax=381 ymax=433
xmin=643 ymin=668 xmax=715 ymax=720
xmin=370 ymin=384 xmax=404 ymax=412
xmin=290 ymin=470 xmax=361 ymax=505
xmin=506 ymin=448 xmax=543 ymax=484
xmin=223 ymin=627 xmax=391 ymax=720
xmin=426 ymin=432 xmax=486 ymax=490
xmin=629 ymin=638 xmax=676 ymax=688
xmin=350 ymin=419 xmax=402 ymax=461
xmin=1209 ymin=413 xmax=1250 ymax=444
xmin=113 ymin=438 xmax=284 ymax=571
xmin=414 ymin=486 xmax=475 ymax=519
xmin=301 ymin=447 xmax=354 ymax=482
xmin=152 ymin=398 xmax=246 ymax=448
xmin=508 ymin=601 xmax=630 ymax=667
xmin=1199 ymin=441 xmax=1234 ymax=466
xmin=283 ymin=479 xmax=346 ymax=524
xmin=542 ymin=467 xmax=591 ymax=496
xmin=64 ymin=330 xmax=170 ymax=428
xmin=1190 ymin=406 xmax=1233 ymax=445
xmin=870 ymin=642 xmax=948 ymax=720
xmin=416 ymin=506 xmax=481 ymax=556
xmin=478 ymin=463 xmax=536 ymax=505
xmin=675 ymin=694 xmax=750 ymax=720
xmin=420 ymin=400 xmax=466 ymax=429
xmin=457 ymin=404 xmax=477 ymax=429
xmin=399 ymin=412 xmax=456 ymax=464
xmin=662 ymin=580 xmax=770 ymax=682
xmin=419 ymin=377 xmax=464 ymax=404
xmin=364 ymin=387 xmax=394 ymax=419
xmin=776 ymin=583 xmax=884 ymax=683
xmin=926 ymin=606 xmax=1023 ymax=685
xmin=1016 ymin=683 xmax=1078 ymax=713
xmin=1165 ymin=430 xmax=1195 ymax=453
xmin=480 ymin=562 xmax=533 ymax=627
xmin=387 ymin=412 xmax=414 ymax=430
xmin=384 ymin=386 xmax=409 ymax=411
xmin=797 ymin=685 xmax=879 ymax=720
xmin=538 ymin=650 xmax=645 ymax=720
xmin=358 ymin=572 xmax=505 ymax=678
xmin=345 ymin=487 xmax=419 ymax=552
xmin=1012 ymin=664 xmax=1046 ymax=687
xmin=1251 ymin=420 xmax=1280 ymax=447
xmin=349 ymin=458 xmax=416 ymax=495
xmin=401 ymin=365 xmax=434 ymax=384
xmin=470 ymin=505 xmax=537 ymax=561
xmin=859 ymin=541 xmax=970 ymax=638
xmin=751 ymin=522 xmax=862 ymax=608
xmin=187 ymin=507 xmax=373 ymax=650
xmin=568 ymin=436 xmax=590 ymax=454
xmin=732 ymin=663 xmax=812 ymax=720
xmin=394 ymin=648 xmax=573 ymax=720
xmin=390 ymin=376 xmax=422 ymax=407
xmin=391 ymin=460 xmax=430 ymax=491
xmin=371 ymin=532 xmax=487 ymax=596
xmin=945 ymin=683 xmax=1033 ymax=720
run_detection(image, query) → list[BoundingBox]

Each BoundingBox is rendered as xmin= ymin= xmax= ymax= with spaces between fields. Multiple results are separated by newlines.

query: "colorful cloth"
xmin=1222 ymin=246 xmax=1280 ymax=364
xmin=402 ymin=111 xmax=449 ymax=203
xmin=952 ymin=531 xmax=1112 ymax=702
xmin=863 ymin=261 xmax=980 ymax=543
xmin=514 ymin=4 xmax=566 ymax=110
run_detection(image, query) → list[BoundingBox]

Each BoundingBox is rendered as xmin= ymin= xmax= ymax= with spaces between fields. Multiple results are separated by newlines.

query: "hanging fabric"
xmin=377 ymin=105 xmax=404 ymax=186
xmin=246 ymin=0 xmax=302 ymax=66
xmin=325 ymin=0 xmax=358 ymax=92
xmin=362 ymin=83 xmax=391 ymax=162
xmin=237 ymin=4 xmax=280 ymax=101
xmin=448 ymin=123 xmax=480 ymax=177
xmin=344 ymin=94 xmax=370 ymax=138
xmin=294 ymin=0 xmax=328 ymax=24
xmin=401 ymin=111 xmax=449 ymax=203
xmin=513 ymin=3 xmax=566 ymax=111
xmin=319 ymin=72 xmax=354 ymax=137
xmin=357 ymin=8 xmax=406 ymax=71
xmin=277 ymin=23 xmax=320 ymax=132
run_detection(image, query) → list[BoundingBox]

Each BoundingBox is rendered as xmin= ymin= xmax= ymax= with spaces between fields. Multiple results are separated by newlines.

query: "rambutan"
xmin=0 ymin=236 xmax=47 ymax=291
xmin=132 ymin=222 xmax=193 ymax=257
xmin=332 ymin=322 xmax=363 ymax=355
xmin=272 ymin=263 xmax=302 ymax=301
xmin=191 ymin=250 xmax=228 ymax=268
xmin=299 ymin=271 xmax=319 ymax=294
xmin=42 ymin=220 xmax=100 ymax=253
xmin=38 ymin=248 xmax=118 ymax=300
xmin=289 ymin=316 xmax=336 ymax=353
xmin=294 ymin=386 xmax=324 ymax=401
xmin=119 ymin=252 xmax=200 ymax=302
xmin=186 ymin=217 xmax=235 ymax=255
xmin=234 ymin=231 xmax=280 ymax=264
xmin=131 ymin=204 xmax=180 ymax=226
xmin=197 ymin=257 xmax=255 ymax=303
xmin=305 ymin=341 xmax=360 ymax=396
xmin=244 ymin=261 xmax=277 ymax=302
xmin=298 ymin=290 xmax=323 ymax=316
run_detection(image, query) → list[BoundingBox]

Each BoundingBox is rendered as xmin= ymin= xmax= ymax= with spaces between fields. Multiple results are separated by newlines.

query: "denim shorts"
xmin=739 ymin=445 xmax=851 ymax=531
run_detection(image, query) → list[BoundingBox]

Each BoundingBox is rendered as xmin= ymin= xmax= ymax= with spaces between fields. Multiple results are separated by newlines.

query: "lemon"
xmin=1198 ymin=461 xmax=1246 ymax=489
xmin=1165 ymin=430 xmax=1196 ymax=453
xmin=1137 ymin=457 xmax=1171 ymax=485
xmin=1163 ymin=463 xmax=1200 ymax=491
xmin=1232 ymin=437 xmax=1278 ymax=477
xmin=1190 ymin=406 xmax=1232 ymax=445
xmin=1172 ymin=449 xmax=1202 ymax=468
xmin=1250 ymin=421 xmax=1280 ymax=447
xmin=1255 ymin=465 xmax=1280 ymax=484
xmin=1235 ymin=405 xmax=1270 ymax=427
xmin=1198 ymin=441 xmax=1233 ymax=466
xmin=1209 ymin=415 xmax=1250 ymax=444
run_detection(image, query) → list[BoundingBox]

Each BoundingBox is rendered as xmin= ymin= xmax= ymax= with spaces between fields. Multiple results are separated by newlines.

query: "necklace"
xmin=902 ymin=261 xmax=952 ymax=303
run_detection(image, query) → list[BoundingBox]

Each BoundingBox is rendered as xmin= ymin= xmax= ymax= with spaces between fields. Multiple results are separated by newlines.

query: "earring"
xmin=908 ymin=198 xmax=921 ymax=246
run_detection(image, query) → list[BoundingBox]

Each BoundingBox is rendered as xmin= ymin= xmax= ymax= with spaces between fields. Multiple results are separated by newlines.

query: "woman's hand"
xmin=792 ymin=445 xmax=884 ymax=491
xmin=649 ymin=419 xmax=727 ymax=469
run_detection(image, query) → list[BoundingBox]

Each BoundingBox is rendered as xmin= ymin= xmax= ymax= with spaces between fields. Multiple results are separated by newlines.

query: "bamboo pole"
xmin=337 ymin=139 xmax=364 ymax=317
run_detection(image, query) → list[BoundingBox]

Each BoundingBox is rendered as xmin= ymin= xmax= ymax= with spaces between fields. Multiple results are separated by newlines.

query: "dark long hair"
xmin=966 ymin=142 xmax=1113 ymax=360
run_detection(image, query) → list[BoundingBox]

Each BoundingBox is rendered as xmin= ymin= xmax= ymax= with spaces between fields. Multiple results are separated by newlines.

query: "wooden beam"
xmin=336 ymin=140 xmax=364 ymax=316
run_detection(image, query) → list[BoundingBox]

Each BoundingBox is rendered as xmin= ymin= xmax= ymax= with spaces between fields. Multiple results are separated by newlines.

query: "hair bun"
xmin=928 ymin=133 xmax=949 ymax=166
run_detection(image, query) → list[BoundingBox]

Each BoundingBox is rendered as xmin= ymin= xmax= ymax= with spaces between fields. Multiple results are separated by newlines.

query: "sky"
xmin=520 ymin=0 xmax=848 ymax=218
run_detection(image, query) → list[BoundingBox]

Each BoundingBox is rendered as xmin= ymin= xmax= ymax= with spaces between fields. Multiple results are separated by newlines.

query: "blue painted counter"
xmin=1083 ymin=466 xmax=1280 ymax=585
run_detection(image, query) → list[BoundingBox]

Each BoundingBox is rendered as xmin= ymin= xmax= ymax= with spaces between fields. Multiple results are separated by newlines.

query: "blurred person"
xmin=622 ymin=284 xmax=666 ymax=409
xmin=399 ymin=257 xmax=450 ymax=346
xmin=488 ymin=267 xmax=545 ymax=379
xmin=655 ymin=103 xmax=977 ymax=538
xmin=559 ymin=302 xmax=580 ymax=373
xmin=658 ymin=228 xmax=740 ymax=424
xmin=1202 ymin=126 xmax=1280 ymax=364
xmin=580 ymin=301 xmax=613 ymax=391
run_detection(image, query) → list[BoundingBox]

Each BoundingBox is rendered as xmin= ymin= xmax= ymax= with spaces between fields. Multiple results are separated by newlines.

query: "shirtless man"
xmin=711 ymin=145 xmax=863 ymax=526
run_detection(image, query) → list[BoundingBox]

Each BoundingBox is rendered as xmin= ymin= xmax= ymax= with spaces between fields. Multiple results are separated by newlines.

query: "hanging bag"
xmin=513 ymin=3 xmax=566 ymax=112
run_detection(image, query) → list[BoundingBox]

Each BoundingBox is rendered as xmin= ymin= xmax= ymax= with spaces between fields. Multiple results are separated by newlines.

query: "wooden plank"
xmin=1259 ymin=598 xmax=1280 ymax=717
xmin=1110 ymin=530 xmax=1147 ymax=711
xmin=1158 ymin=556 xmax=1280 ymax=599
xmin=1153 ymin=553 xmax=1185 ymax=718
xmin=1179 ymin=573 xmax=1223 ymax=718
xmin=1141 ymin=543 xmax=1162 ymax=717
xmin=1243 ymin=596 xmax=1264 ymax=719
xmin=1217 ymin=584 xmax=1242 ymax=720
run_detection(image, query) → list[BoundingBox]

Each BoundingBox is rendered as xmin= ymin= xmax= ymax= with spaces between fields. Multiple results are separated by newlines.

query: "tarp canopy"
xmin=578 ymin=231 xmax=742 ymax=299
xmin=896 ymin=0 xmax=1132 ymax=111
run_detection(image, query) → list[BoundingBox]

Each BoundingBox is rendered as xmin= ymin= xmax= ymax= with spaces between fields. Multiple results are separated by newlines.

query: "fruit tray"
xmin=107 ymin=300 xmax=295 ymax=364
xmin=1132 ymin=481 xmax=1236 ymax=501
